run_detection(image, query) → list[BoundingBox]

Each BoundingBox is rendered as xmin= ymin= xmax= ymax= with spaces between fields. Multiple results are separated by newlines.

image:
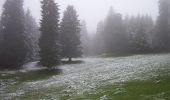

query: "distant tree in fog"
xmin=154 ymin=0 xmax=170 ymax=51
xmin=102 ymin=7 xmax=128 ymax=54
xmin=93 ymin=21 xmax=105 ymax=55
xmin=80 ymin=21 xmax=90 ymax=56
xmin=39 ymin=0 xmax=61 ymax=67
xmin=24 ymin=9 xmax=40 ymax=62
xmin=60 ymin=5 xmax=82 ymax=61
xmin=92 ymin=8 xmax=155 ymax=55
xmin=126 ymin=15 xmax=154 ymax=53
xmin=0 ymin=17 xmax=2 ymax=46
xmin=0 ymin=0 xmax=27 ymax=68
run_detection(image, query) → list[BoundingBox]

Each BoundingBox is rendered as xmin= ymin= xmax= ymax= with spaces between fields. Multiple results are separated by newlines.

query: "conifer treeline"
xmin=0 ymin=0 xmax=81 ymax=68
xmin=0 ymin=0 xmax=26 ymax=68
xmin=0 ymin=0 xmax=169 ymax=68
xmin=91 ymin=0 xmax=170 ymax=55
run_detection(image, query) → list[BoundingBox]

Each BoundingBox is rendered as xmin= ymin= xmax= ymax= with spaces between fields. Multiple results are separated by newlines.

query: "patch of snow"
xmin=1 ymin=54 xmax=170 ymax=99
xmin=21 ymin=61 xmax=46 ymax=72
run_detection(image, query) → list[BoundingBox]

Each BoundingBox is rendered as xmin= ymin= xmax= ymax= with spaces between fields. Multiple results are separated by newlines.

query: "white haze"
xmin=0 ymin=0 xmax=158 ymax=32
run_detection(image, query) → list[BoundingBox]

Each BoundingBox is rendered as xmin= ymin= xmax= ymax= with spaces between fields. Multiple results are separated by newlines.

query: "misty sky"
xmin=0 ymin=0 xmax=158 ymax=32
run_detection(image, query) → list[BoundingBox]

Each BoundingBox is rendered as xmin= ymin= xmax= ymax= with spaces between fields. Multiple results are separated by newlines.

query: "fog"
xmin=1 ymin=0 xmax=170 ymax=99
xmin=0 ymin=0 xmax=158 ymax=32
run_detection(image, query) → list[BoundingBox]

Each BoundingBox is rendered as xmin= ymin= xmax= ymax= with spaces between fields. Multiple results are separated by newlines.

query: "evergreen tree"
xmin=61 ymin=5 xmax=82 ymax=62
xmin=80 ymin=21 xmax=90 ymax=56
xmin=103 ymin=7 xmax=115 ymax=53
xmin=39 ymin=0 xmax=60 ymax=67
xmin=127 ymin=15 xmax=153 ymax=53
xmin=24 ymin=9 xmax=40 ymax=62
xmin=103 ymin=7 xmax=128 ymax=54
xmin=93 ymin=21 xmax=105 ymax=55
xmin=0 ymin=0 xmax=27 ymax=68
xmin=133 ymin=18 xmax=150 ymax=53
xmin=154 ymin=0 xmax=170 ymax=51
xmin=143 ymin=15 xmax=154 ymax=49
xmin=0 ymin=17 xmax=2 ymax=44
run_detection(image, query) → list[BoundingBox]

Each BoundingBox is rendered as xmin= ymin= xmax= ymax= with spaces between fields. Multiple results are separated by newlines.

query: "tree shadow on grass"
xmin=19 ymin=68 xmax=63 ymax=81
xmin=0 ymin=66 xmax=21 ymax=71
xmin=61 ymin=60 xmax=84 ymax=65
xmin=0 ymin=68 xmax=63 ymax=82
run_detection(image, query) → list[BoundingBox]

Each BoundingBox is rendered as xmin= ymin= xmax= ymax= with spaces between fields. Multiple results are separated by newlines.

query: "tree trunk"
xmin=68 ymin=57 xmax=72 ymax=62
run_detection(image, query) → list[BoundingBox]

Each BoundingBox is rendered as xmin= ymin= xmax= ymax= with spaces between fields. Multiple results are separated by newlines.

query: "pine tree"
xmin=133 ymin=18 xmax=150 ymax=53
xmin=24 ymin=9 xmax=40 ymax=62
xmin=80 ymin=21 xmax=90 ymax=56
xmin=61 ymin=5 xmax=82 ymax=62
xmin=39 ymin=0 xmax=61 ymax=67
xmin=93 ymin=21 xmax=105 ymax=55
xmin=0 ymin=17 xmax=2 ymax=44
xmin=154 ymin=0 xmax=170 ymax=51
xmin=127 ymin=15 xmax=153 ymax=53
xmin=103 ymin=7 xmax=128 ymax=54
xmin=143 ymin=15 xmax=154 ymax=49
xmin=0 ymin=0 xmax=27 ymax=68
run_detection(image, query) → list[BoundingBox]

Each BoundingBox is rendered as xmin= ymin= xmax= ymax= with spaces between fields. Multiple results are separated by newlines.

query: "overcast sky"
xmin=0 ymin=0 xmax=158 ymax=32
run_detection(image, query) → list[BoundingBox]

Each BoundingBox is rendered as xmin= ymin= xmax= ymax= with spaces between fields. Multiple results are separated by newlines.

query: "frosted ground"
xmin=0 ymin=54 xmax=170 ymax=99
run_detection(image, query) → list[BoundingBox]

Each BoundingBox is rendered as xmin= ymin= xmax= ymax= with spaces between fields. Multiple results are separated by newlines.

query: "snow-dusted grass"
xmin=0 ymin=54 xmax=170 ymax=99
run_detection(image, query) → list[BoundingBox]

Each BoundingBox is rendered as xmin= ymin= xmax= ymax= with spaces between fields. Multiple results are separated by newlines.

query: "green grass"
xmin=79 ymin=76 xmax=170 ymax=100
xmin=98 ymin=53 xmax=133 ymax=58
xmin=0 ymin=69 xmax=62 ymax=82
xmin=1 ymin=56 xmax=170 ymax=100
xmin=77 ymin=64 xmax=170 ymax=100
xmin=17 ymin=72 xmax=170 ymax=100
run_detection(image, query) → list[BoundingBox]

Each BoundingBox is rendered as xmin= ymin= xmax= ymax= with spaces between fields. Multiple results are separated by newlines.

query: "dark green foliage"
xmin=60 ymin=5 xmax=82 ymax=61
xmin=39 ymin=0 xmax=61 ymax=67
xmin=154 ymin=0 xmax=170 ymax=51
xmin=0 ymin=0 xmax=27 ymax=68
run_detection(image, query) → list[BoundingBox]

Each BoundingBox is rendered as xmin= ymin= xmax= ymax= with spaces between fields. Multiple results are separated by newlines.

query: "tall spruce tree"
xmin=133 ymin=19 xmax=149 ymax=53
xmin=61 ymin=5 xmax=82 ymax=62
xmin=0 ymin=17 xmax=2 ymax=45
xmin=103 ymin=7 xmax=128 ymax=54
xmin=130 ymin=16 xmax=151 ymax=53
xmin=93 ymin=21 xmax=105 ymax=55
xmin=154 ymin=0 xmax=170 ymax=51
xmin=124 ymin=15 xmax=154 ymax=53
xmin=80 ymin=21 xmax=90 ymax=56
xmin=24 ymin=9 xmax=40 ymax=62
xmin=0 ymin=0 xmax=27 ymax=68
xmin=39 ymin=0 xmax=60 ymax=67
